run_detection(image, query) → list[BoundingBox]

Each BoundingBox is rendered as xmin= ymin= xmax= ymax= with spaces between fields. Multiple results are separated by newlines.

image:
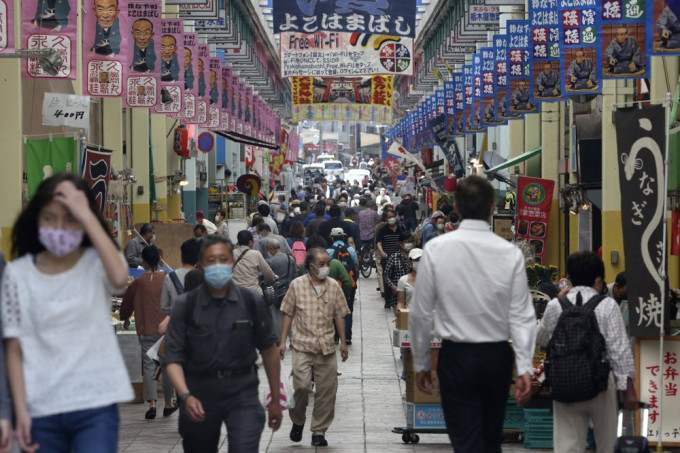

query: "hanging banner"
xmin=453 ymin=72 xmax=464 ymax=136
xmin=200 ymin=57 xmax=221 ymax=129
xmin=155 ymin=19 xmax=184 ymax=115
xmin=280 ymin=31 xmax=413 ymax=77
xmin=515 ymin=176 xmax=555 ymax=265
xmin=508 ymin=20 xmax=539 ymax=115
xmin=25 ymin=137 xmax=78 ymax=197
xmin=495 ymin=33 xmax=520 ymax=121
xmin=601 ymin=0 xmax=646 ymax=79
xmin=290 ymin=75 xmax=393 ymax=123
xmin=22 ymin=0 xmax=75 ymax=78
xmin=243 ymin=85 xmax=253 ymax=136
xmin=220 ymin=66 xmax=231 ymax=132
xmin=82 ymin=146 xmax=112 ymax=214
xmin=560 ymin=1 xmax=602 ymax=96
xmin=244 ymin=145 xmax=255 ymax=167
xmin=615 ymin=105 xmax=667 ymax=336
xmin=123 ymin=0 xmax=161 ymax=108
xmin=529 ymin=0 xmax=564 ymax=102
xmin=673 ymin=209 xmax=680 ymax=256
xmin=462 ymin=64 xmax=474 ymax=134
xmin=470 ymin=52 xmax=486 ymax=132
xmin=646 ymin=0 xmax=680 ymax=56
xmin=273 ymin=0 xmax=417 ymax=38
xmin=481 ymin=47 xmax=504 ymax=127
xmin=444 ymin=80 xmax=455 ymax=138
xmin=0 ymin=0 xmax=15 ymax=53
xmin=428 ymin=113 xmax=466 ymax=179
xmin=171 ymin=32 xmax=198 ymax=119
xmin=186 ymin=43 xmax=209 ymax=124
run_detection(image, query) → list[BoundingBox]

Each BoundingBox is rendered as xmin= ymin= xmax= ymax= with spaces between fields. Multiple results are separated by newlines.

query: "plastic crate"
xmin=524 ymin=438 xmax=554 ymax=449
xmin=504 ymin=406 xmax=525 ymax=429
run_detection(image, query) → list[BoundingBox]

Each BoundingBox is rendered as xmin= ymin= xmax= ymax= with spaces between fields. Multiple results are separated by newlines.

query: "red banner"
xmin=245 ymin=145 xmax=255 ymax=167
xmin=515 ymin=176 xmax=555 ymax=265
xmin=672 ymin=210 xmax=680 ymax=256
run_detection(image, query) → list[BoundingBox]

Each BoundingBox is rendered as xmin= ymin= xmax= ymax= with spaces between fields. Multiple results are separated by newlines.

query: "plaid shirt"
xmin=280 ymin=274 xmax=350 ymax=355
xmin=537 ymin=286 xmax=635 ymax=390
xmin=358 ymin=208 xmax=381 ymax=241
xmin=384 ymin=252 xmax=411 ymax=307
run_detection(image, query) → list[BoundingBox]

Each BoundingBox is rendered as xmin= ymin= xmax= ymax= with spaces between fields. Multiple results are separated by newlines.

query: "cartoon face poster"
xmin=23 ymin=0 xmax=77 ymax=78
xmin=123 ymin=0 xmax=161 ymax=108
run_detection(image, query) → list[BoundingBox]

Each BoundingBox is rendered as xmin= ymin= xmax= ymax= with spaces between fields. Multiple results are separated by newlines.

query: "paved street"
xmin=117 ymin=272 xmax=547 ymax=452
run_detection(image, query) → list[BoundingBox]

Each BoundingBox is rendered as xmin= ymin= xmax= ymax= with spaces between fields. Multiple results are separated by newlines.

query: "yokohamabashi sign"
xmin=615 ymin=104 xmax=667 ymax=336
xmin=515 ymin=176 xmax=555 ymax=265
xmin=280 ymin=31 xmax=413 ymax=77
xmin=273 ymin=0 xmax=417 ymax=38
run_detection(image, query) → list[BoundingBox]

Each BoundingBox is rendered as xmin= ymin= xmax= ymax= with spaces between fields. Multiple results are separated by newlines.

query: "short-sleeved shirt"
xmin=280 ymin=275 xmax=350 ymax=355
xmin=377 ymin=224 xmax=404 ymax=257
xmin=163 ymin=283 xmax=276 ymax=375
xmin=397 ymin=274 xmax=415 ymax=307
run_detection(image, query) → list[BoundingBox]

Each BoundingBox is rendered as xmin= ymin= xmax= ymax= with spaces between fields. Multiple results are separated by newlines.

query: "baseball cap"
xmin=330 ymin=227 xmax=346 ymax=237
xmin=408 ymin=248 xmax=423 ymax=260
xmin=196 ymin=210 xmax=205 ymax=218
xmin=293 ymin=207 xmax=301 ymax=215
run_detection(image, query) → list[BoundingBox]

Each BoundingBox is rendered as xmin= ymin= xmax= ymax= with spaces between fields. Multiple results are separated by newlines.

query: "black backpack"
xmin=331 ymin=243 xmax=356 ymax=288
xmin=543 ymin=293 xmax=610 ymax=403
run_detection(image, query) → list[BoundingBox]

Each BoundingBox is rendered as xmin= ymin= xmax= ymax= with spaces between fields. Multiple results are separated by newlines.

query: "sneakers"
xmin=346 ymin=339 xmax=352 ymax=345
xmin=144 ymin=407 xmax=156 ymax=419
xmin=163 ymin=402 xmax=178 ymax=417
xmin=311 ymin=435 xmax=328 ymax=446
xmin=290 ymin=423 xmax=304 ymax=442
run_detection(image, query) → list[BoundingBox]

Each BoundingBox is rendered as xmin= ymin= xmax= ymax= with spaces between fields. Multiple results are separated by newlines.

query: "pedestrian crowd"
xmin=0 ymin=172 xmax=641 ymax=453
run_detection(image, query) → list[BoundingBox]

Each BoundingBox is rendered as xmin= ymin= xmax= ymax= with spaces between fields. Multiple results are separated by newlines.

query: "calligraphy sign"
xmin=481 ymin=47 xmax=504 ymax=127
xmin=428 ymin=113 xmax=465 ymax=179
xmin=530 ymin=0 xmax=565 ymax=102
xmin=82 ymin=145 xmax=112 ymax=214
xmin=560 ymin=0 xmax=603 ymax=96
xmin=22 ymin=0 xmax=76 ymax=78
xmin=453 ymin=72 xmax=464 ymax=136
xmin=616 ymin=105 xmax=668 ymax=335
xmin=273 ymin=0 xmax=417 ymax=38
xmin=42 ymin=92 xmax=90 ymax=128
xmin=508 ymin=20 xmax=539 ymax=115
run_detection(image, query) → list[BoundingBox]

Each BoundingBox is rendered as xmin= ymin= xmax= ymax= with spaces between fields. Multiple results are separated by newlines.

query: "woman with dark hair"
xmin=3 ymin=173 xmax=133 ymax=452
xmin=214 ymin=209 xmax=229 ymax=239
xmin=120 ymin=245 xmax=177 ymax=420
xmin=250 ymin=214 xmax=265 ymax=251
xmin=285 ymin=221 xmax=307 ymax=248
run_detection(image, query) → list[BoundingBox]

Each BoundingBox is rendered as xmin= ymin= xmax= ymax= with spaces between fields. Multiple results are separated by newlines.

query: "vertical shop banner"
xmin=187 ymin=43 xmax=208 ymax=124
xmin=515 ymin=176 xmax=555 ymax=265
xmin=462 ymin=64 xmax=474 ymax=134
xmin=428 ymin=113 xmax=465 ymax=178
xmin=220 ymin=66 xmax=231 ymax=132
xmin=22 ymin=0 xmax=75 ymax=78
xmin=235 ymin=81 xmax=245 ymax=135
xmin=155 ymin=20 xmax=184 ymax=115
xmin=171 ymin=32 xmax=197 ymax=119
xmin=82 ymin=146 xmax=112 ymax=214
xmin=444 ymin=80 xmax=455 ymax=138
xmin=453 ymin=72 xmax=464 ymax=136
xmin=0 ymin=0 xmax=15 ymax=53
xmin=615 ymin=105 xmax=667 ymax=336
xmin=495 ymin=34 xmax=519 ymax=121
xmin=200 ymin=57 xmax=221 ymax=130
xmin=123 ymin=0 xmax=161 ymax=108
xmin=673 ymin=209 xmax=680 ymax=256
xmin=560 ymin=0 xmax=602 ymax=96
xmin=470 ymin=53 xmax=486 ymax=132
xmin=83 ymin=0 xmax=128 ymax=97
xmin=601 ymin=0 xmax=646 ymax=79
xmin=646 ymin=0 xmax=680 ymax=57
xmin=229 ymin=75 xmax=239 ymax=133
xmin=530 ymin=0 xmax=564 ymax=102
xmin=508 ymin=20 xmax=539 ymax=115
xmin=273 ymin=0 xmax=417 ymax=38
xmin=25 ymin=137 xmax=77 ymax=197
xmin=243 ymin=85 xmax=253 ymax=137
xmin=481 ymin=46 xmax=504 ymax=127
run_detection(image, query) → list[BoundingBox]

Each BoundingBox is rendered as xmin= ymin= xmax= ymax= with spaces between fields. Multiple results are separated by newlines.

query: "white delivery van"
xmin=323 ymin=160 xmax=345 ymax=180
xmin=345 ymin=169 xmax=372 ymax=186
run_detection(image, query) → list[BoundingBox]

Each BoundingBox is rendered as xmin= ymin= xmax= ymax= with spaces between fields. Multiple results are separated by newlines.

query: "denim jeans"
xmin=31 ymin=404 xmax=119 ymax=453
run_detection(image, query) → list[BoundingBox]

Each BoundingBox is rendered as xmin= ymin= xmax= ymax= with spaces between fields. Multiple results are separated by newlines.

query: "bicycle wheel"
xmin=360 ymin=247 xmax=373 ymax=278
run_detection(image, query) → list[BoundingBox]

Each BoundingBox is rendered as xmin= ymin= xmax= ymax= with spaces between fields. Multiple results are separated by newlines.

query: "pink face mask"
xmin=39 ymin=227 xmax=84 ymax=257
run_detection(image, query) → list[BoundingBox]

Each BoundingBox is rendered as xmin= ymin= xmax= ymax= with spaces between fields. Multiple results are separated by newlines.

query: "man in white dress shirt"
xmin=410 ymin=176 xmax=537 ymax=453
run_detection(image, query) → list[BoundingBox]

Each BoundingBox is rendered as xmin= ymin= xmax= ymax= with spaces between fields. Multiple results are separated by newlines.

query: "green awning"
xmin=485 ymin=146 xmax=542 ymax=174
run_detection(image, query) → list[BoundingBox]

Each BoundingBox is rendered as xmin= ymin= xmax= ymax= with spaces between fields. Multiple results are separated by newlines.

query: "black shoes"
xmin=145 ymin=407 xmax=156 ymax=419
xmin=311 ymin=435 xmax=328 ymax=446
xmin=290 ymin=423 xmax=304 ymax=442
xmin=346 ymin=340 xmax=352 ymax=345
xmin=163 ymin=402 xmax=179 ymax=417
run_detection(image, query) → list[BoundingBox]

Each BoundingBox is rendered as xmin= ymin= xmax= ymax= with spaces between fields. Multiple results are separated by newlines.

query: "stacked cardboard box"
xmin=403 ymin=349 xmax=441 ymax=404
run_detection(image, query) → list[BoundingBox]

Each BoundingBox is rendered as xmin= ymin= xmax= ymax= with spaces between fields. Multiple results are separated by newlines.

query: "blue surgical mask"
xmin=204 ymin=264 xmax=233 ymax=289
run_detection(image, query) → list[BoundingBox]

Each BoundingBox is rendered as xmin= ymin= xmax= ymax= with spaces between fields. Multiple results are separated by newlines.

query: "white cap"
xmin=293 ymin=207 xmax=301 ymax=215
xmin=258 ymin=200 xmax=268 ymax=206
xmin=330 ymin=227 xmax=346 ymax=237
xmin=408 ymin=248 xmax=423 ymax=260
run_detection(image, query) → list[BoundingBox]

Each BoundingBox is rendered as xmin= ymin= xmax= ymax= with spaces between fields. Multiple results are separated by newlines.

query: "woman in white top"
xmin=397 ymin=247 xmax=422 ymax=312
xmin=3 ymin=173 xmax=133 ymax=453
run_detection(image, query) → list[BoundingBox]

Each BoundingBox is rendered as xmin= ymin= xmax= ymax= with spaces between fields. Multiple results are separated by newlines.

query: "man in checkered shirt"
xmin=537 ymin=251 xmax=638 ymax=452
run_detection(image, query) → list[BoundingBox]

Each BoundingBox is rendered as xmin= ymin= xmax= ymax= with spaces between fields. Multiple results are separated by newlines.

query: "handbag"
xmin=260 ymin=278 xmax=277 ymax=305
xmin=273 ymin=256 xmax=296 ymax=307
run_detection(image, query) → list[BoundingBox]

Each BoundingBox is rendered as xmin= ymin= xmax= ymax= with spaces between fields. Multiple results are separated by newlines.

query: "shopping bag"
xmin=264 ymin=361 xmax=295 ymax=410
xmin=146 ymin=335 xmax=165 ymax=365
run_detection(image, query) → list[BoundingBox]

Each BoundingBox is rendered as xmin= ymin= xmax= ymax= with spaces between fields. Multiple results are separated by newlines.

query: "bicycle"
xmin=359 ymin=242 xmax=375 ymax=278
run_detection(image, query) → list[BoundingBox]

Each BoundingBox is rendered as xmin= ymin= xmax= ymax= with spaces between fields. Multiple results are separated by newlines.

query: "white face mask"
xmin=403 ymin=243 xmax=414 ymax=252
xmin=387 ymin=218 xmax=397 ymax=225
xmin=436 ymin=223 xmax=446 ymax=231
xmin=215 ymin=215 xmax=221 ymax=222
xmin=317 ymin=266 xmax=330 ymax=280
xmin=150 ymin=234 xmax=156 ymax=244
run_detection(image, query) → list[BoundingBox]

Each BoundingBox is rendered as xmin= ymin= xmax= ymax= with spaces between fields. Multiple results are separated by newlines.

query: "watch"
xmin=178 ymin=392 xmax=192 ymax=405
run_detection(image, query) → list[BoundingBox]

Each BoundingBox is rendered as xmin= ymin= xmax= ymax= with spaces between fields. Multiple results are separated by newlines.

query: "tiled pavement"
xmin=117 ymin=272 xmax=549 ymax=452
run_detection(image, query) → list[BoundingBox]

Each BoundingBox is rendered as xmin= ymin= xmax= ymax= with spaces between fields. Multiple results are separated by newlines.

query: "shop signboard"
xmin=444 ymin=80 xmax=455 ymax=139
xmin=495 ymin=33 xmax=520 ymax=121
xmin=462 ymin=64 xmax=474 ymax=134
xmin=219 ymin=66 xmax=231 ymax=132
xmin=645 ymin=0 xmax=680 ymax=58
xmin=481 ymin=47 xmax=504 ymax=127
xmin=468 ymin=5 xmax=500 ymax=24
xmin=154 ymin=19 xmax=184 ymax=115
xmin=507 ymin=20 xmax=539 ymax=116
xmin=22 ymin=0 xmax=76 ymax=78
xmin=514 ymin=176 xmax=555 ymax=265
xmin=560 ymin=0 xmax=602 ymax=96
xmin=453 ymin=72 xmax=464 ymax=136
xmin=0 ymin=0 xmax=14 ymax=53
xmin=123 ymin=0 xmax=161 ymax=108
xmin=83 ymin=0 xmax=128 ymax=97
xmin=200 ymin=57 xmax=221 ymax=130
xmin=615 ymin=104 xmax=667 ymax=336
xmin=290 ymin=75 xmax=392 ymax=124
xmin=601 ymin=0 xmax=646 ymax=79
xmin=186 ymin=43 xmax=209 ymax=124
xmin=273 ymin=0 xmax=417 ymax=38
xmin=42 ymin=92 xmax=90 ymax=129
xmin=470 ymin=52 xmax=486 ymax=132
xmin=529 ymin=0 xmax=564 ymax=102
xmin=280 ymin=31 xmax=413 ymax=77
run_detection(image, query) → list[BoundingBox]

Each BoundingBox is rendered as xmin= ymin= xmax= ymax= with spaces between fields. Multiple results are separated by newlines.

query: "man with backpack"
xmin=160 ymin=238 xmax=201 ymax=316
xmin=537 ymin=251 xmax=637 ymax=452
xmin=326 ymin=228 xmax=359 ymax=345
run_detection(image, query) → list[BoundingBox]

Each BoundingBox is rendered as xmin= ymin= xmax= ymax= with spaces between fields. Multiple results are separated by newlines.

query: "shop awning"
xmin=484 ymin=146 xmax=542 ymax=174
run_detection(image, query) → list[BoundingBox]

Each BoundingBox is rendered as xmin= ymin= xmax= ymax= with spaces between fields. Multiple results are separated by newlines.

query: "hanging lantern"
xmin=173 ymin=125 xmax=189 ymax=158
